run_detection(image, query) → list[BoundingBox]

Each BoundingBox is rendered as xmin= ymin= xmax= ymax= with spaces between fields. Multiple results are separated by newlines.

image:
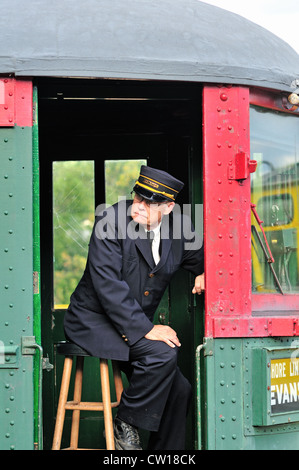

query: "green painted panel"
xmin=204 ymin=337 xmax=299 ymax=450
xmin=205 ymin=338 xmax=244 ymax=450
xmin=0 ymin=125 xmax=34 ymax=450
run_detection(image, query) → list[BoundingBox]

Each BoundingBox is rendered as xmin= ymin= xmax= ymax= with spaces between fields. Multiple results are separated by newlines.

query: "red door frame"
xmin=0 ymin=77 xmax=32 ymax=127
xmin=203 ymin=85 xmax=299 ymax=338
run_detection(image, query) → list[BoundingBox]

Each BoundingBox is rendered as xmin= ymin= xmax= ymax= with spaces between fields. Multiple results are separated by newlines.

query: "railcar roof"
xmin=1 ymin=0 xmax=299 ymax=91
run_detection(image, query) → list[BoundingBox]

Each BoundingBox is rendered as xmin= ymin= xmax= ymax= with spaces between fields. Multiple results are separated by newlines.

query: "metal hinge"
xmin=0 ymin=337 xmax=44 ymax=369
xmin=22 ymin=336 xmax=39 ymax=355
xmin=42 ymin=356 xmax=54 ymax=372
xmin=33 ymin=271 xmax=39 ymax=294
xmin=0 ymin=343 xmax=19 ymax=368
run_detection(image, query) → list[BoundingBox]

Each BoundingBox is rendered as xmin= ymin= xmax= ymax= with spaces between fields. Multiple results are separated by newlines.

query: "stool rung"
xmin=52 ymin=350 xmax=124 ymax=450
xmin=65 ymin=400 xmax=120 ymax=411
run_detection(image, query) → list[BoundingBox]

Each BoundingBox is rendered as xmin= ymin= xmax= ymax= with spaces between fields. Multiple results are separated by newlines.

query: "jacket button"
xmin=144 ymin=291 xmax=150 ymax=296
xmin=124 ymin=338 xmax=128 ymax=342
xmin=149 ymin=273 xmax=155 ymax=278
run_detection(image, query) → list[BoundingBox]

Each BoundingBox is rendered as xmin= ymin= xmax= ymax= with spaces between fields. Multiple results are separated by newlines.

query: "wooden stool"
xmin=52 ymin=341 xmax=123 ymax=450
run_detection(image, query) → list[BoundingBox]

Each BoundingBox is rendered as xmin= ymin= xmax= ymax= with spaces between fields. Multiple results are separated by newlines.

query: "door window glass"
xmin=250 ymin=107 xmax=299 ymax=293
xmin=53 ymin=161 xmax=94 ymax=308
xmin=104 ymin=159 xmax=146 ymax=205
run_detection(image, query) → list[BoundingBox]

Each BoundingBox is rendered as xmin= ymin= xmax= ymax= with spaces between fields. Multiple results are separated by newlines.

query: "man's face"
xmin=131 ymin=193 xmax=175 ymax=229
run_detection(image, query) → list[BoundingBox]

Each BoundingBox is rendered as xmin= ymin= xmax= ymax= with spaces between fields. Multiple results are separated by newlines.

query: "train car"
xmin=1 ymin=0 xmax=299 ymax=451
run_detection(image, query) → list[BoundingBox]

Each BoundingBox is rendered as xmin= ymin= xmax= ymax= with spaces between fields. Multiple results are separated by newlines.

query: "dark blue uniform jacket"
xmin=64 ymin=200 xmax=204 ymax=361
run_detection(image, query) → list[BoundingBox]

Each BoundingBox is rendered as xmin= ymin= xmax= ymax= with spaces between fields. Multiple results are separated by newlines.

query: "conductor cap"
xmin=133 ymin=166 xmax=184 ymax=203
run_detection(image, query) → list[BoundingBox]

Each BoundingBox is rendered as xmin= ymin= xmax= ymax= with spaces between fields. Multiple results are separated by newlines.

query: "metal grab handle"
xmin=22 ymin=337 xmax=43 ymax=450
xmin=251 ymin=203 xmax=284 ymax=294
xmin=195 ymin=343 xmax=205 ymax=450
xmin=251 ymin=203 xmax=275 ymax=263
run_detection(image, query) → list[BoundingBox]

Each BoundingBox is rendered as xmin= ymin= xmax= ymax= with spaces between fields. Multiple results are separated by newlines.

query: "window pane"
xmin=53 ymin=161 xmax=94 ymax=308
xmin=250 ymin=107 xmax=299 ymax=293
xmin=104 ymin=159 xmax=147 ymax=205
xmin=256 ymin=193 xmax=294 ymax=227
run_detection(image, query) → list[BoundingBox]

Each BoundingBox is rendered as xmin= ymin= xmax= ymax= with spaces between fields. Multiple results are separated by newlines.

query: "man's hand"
xmin=145 ymin=325 xmax=181 ymax=348
xmin=192 ymin=273 xmax=205 ymax=295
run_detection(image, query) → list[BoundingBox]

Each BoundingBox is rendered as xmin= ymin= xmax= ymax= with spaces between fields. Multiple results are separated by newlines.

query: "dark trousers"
xmin=117 ymin=337 xmax=192 ymax=450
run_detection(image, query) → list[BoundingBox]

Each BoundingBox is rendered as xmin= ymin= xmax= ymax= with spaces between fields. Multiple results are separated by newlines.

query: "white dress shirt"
xmin=146 ymin=224 xmax=161 ymax=265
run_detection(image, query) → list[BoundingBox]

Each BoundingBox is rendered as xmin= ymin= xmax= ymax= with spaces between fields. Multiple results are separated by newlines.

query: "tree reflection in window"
xmin=53 ymin=161 xmax=94 ymax=308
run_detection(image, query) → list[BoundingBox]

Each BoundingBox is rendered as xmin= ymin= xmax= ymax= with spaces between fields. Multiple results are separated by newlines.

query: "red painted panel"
xmin=15 ymin=79 xmax=33 ymax=128
xmin=0 ymin=77 xmax=32 ymax=127
xmin=203 ymin=85 xmax=252 ymax=337
xmin=252 ymin=294 xmax=299 ymax=312
xmin=203 ymin=85 xmax=299 ymax=338
xmin=213 ymin=316 xmax=299 ymax=337
xmin=0 ymin=78 xmax=15 ymax=126
xmin=213 ymin=317 xmax=267 ymax=337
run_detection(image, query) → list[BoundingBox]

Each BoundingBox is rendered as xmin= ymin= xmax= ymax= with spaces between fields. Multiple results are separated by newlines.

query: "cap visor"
xmin=133 ymin=185 xmax=170 ymax=202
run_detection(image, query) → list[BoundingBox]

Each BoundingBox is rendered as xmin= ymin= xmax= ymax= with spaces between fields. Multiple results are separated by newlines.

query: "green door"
xmin=0 ymin=79 xmax=42 ymax=450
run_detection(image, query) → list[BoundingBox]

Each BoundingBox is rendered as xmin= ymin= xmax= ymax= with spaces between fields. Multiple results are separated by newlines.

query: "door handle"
xmin=158 ymin=312 xmax=167 ymax=325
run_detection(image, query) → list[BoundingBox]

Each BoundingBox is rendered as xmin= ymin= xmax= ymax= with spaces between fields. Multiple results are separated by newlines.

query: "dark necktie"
xmin=147 ymin=230 xmax=155 ymax=244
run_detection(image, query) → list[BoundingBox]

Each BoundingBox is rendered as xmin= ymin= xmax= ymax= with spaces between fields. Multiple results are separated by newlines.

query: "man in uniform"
xmin=64 ymin=166 xmax=205 ymax=450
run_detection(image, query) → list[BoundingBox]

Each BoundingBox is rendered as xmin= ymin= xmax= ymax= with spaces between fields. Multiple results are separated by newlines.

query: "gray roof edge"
xmin=3 ymin=57 xmax=297 ymax=92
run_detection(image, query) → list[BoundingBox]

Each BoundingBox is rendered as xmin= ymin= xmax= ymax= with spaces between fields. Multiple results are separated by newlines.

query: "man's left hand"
xmin=192 ymin=273 xmax=205 ymax=295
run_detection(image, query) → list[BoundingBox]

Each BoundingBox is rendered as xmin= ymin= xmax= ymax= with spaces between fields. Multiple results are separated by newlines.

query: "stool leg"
xmin=112 ymin=361 xmax=123 ymax=403
xmin=52 ymin=356 xmax=73 ymax=450
xmin=70 ymin=356 xmax=84 ymax=449
xmin=100 ymin=359 xmax=115 ymax=450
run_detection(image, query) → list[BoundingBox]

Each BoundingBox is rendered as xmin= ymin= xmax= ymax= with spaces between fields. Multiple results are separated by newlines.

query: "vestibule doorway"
xmin=37 ymin=78 xmax=204 ymax=449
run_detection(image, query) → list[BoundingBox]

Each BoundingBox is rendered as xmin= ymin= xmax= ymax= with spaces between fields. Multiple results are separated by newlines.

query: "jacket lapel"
xmin=135 ymin=236 xmax=155 ymax=269
xmin=131 ymin=214 xmax=173 ymax=271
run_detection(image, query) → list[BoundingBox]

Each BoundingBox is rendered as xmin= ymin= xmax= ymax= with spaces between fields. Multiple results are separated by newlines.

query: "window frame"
xmin=250 ymin=89 xmax=299 ymax=329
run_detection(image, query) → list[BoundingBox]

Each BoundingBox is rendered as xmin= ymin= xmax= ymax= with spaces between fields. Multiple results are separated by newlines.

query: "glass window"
xmin=256 ymin=193 xmax=294 ymax=227
xmin=104 ymin=159 xmax=147 ymax=205
xmin=53 ymin=161 xmax=95 ymax=308
xmin=251 ymin=107 xmax=299 ymax=294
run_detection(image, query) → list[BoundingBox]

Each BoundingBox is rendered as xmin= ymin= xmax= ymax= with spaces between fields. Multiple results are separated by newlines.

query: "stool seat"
xmin=56 ymin=341 xmax=91 ymax=357
xmin=52 ymin=341 xmax=123 ymax=451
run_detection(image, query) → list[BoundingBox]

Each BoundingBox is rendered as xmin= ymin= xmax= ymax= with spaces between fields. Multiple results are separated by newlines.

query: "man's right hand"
xmin=145 ymin=324 xmax=181 ymax=348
